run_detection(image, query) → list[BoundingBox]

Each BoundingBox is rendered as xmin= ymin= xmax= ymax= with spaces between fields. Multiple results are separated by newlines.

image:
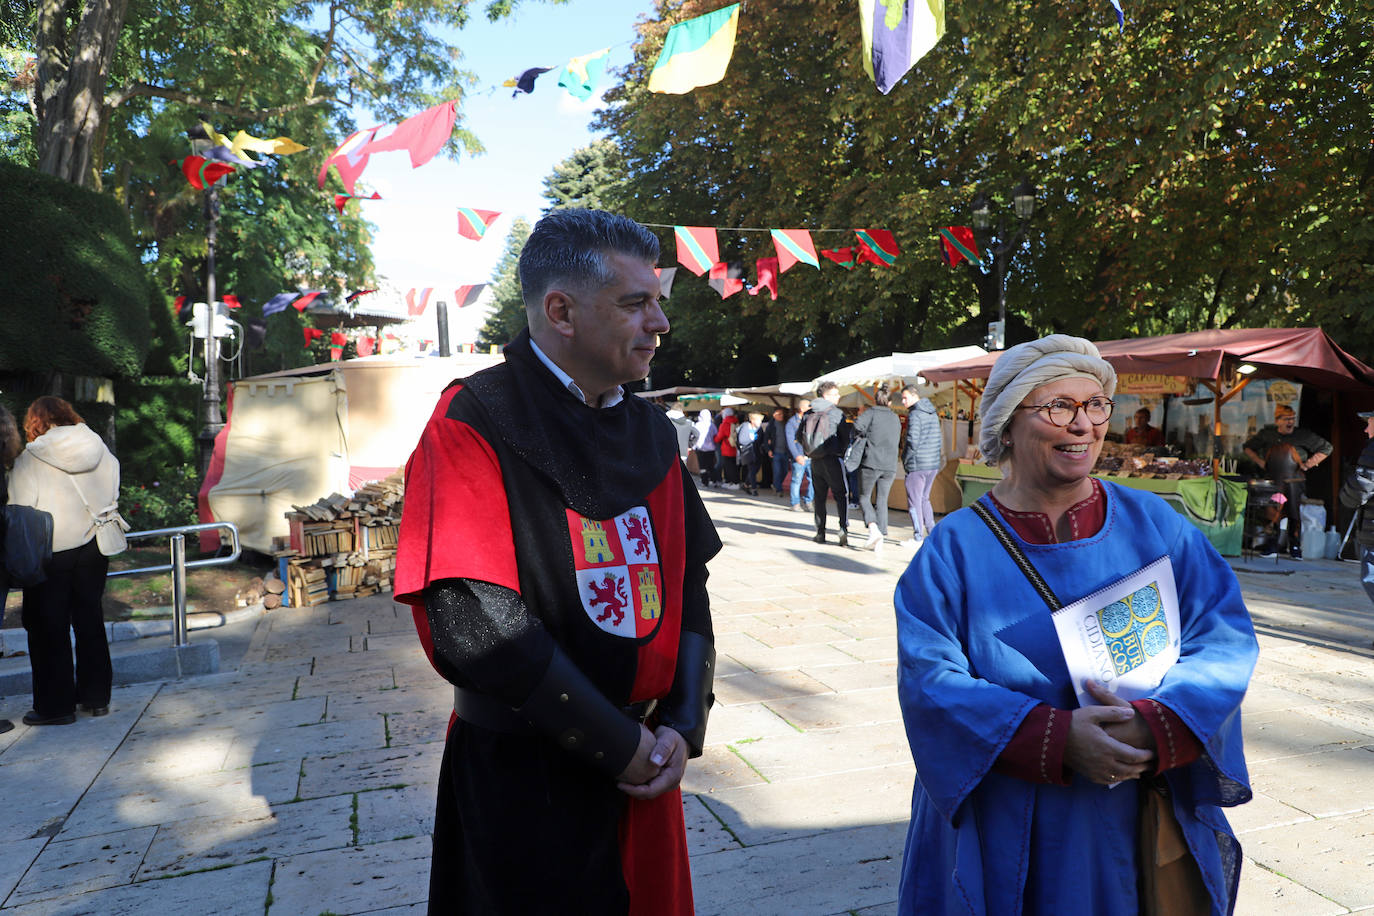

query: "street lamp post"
xmin=970 ymin=177 xmax=1036 ymax=350
xmin=197 ymin=184 xmax=224 ymax=478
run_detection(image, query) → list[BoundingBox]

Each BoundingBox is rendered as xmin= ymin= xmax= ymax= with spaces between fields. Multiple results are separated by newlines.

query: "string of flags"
xmin=334 ymin=192 xmax=381 ymax=215
xmin=457 ymin=208 xmax=501 ymax=240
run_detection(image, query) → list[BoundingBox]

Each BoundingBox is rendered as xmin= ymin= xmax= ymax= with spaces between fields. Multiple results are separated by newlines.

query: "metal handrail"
xmin=107 ymin=521 xmax=241 ymax=648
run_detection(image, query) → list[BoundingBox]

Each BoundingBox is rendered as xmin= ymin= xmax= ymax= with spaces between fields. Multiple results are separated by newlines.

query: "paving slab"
xmin=1244 ymin=708 xmax=1372 ymax=763
xmin=299 ymin=744 xmax=445 ymax=800
xmin=135 ymin=794 xmax=353 ymax=879
xmin=1248 ymin=746 xmax=1374 ymax=818
xmin=9 ymin=826 xmax=158 ymax=906
xmin=1242 ymin=809 xmax=1374 ymax=909
xmin=699 ymin=765 xmax=912 ymax=847
xmin=267 ymin=836 xmax=431 ymax=915
xmin=0 ymin=859 xmax=272 ymax=916
xmin=355 ymin=786 xmax=435 ymax=845
xmin=690 ymin=821 xmax=906 ymax=916
xmin=1233 ymin=863 xmax=1352 ymax=916
xmin=730 ymin=721 xmax=912 ymax=782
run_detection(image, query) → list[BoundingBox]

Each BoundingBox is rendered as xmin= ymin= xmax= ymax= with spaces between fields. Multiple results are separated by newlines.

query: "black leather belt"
xmin=452 ymin=687 xmax=657 ymax=735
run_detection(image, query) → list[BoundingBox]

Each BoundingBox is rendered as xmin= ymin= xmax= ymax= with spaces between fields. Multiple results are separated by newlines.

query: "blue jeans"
xmin=789 ymin=457 xmax=812 ymax=506
xmin=1362 ymin=546 xmax=1374 ymax=605
xmin=772 ymin=452 xmax=790 ymax=495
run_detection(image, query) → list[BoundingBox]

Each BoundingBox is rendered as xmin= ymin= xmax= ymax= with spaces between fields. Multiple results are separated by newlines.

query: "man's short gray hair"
xmin=519 ymin=209 xmax=660 ymax=310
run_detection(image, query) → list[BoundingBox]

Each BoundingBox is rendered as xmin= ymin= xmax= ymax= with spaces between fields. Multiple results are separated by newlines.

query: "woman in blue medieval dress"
xmin=895 ymin=335 xmax=1257 ymax=915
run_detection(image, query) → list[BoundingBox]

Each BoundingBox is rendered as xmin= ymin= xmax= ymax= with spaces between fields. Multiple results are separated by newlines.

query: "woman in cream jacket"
xmin=9 ymin=397 xmax=120 ymax=725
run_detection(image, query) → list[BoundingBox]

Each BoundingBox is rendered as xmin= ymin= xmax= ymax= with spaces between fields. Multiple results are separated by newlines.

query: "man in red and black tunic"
xmin=395 ymin=209 xmax=720 ymax=915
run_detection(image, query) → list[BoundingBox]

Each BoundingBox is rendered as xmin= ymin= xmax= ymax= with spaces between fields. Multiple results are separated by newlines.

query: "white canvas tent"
xmin=201 ymin=352 xmax=502 ymax=552
xmin=811 ymin=346 xmax=988 ymax=408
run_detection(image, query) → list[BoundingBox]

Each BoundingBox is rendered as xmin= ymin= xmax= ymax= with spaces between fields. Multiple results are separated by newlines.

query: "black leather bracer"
xmin=516 ymin=645 xmax=643 ymax=779
xmin=655 ymin=630 xmax=716 ymax=758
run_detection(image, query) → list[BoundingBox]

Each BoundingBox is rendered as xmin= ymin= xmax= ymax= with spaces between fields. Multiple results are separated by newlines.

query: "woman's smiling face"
xmin=1003 ymin=376 xmax=1108 ymax=490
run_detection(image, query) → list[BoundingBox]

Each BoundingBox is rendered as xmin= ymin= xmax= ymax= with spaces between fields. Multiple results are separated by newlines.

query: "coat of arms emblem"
xmin=566 ymin=506 xmax=662 ymax=638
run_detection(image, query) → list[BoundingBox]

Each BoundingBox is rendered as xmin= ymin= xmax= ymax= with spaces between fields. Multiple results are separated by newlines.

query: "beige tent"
xmin=201 ymin=353 xmax=502 ymax=552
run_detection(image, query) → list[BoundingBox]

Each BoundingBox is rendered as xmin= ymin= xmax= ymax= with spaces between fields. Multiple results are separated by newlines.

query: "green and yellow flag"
xmin=559 ymin=48 xmax=610 ymax=101
xmin=648 ymin=4 xmax=741 ymax=95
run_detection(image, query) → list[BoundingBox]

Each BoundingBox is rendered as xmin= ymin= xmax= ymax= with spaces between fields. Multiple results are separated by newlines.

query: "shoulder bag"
xmin=68 ymin=476 xmax=130 ymax=556
xmin=969 ymin=499 xmax=1210 ymax=916
xmin=4 ymin=503 xmax=54 ymax=586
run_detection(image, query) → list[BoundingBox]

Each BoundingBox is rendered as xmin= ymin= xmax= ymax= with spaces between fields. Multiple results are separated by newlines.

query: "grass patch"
xmin=695 ymin=795 xmax=746 ymax=847
xmin=147 ymin=857 xmax=268 ymax=881
xmin=762 ymin=703 xmax=804 ymax=733
xmin=726 ymin=745 xmax=770 ymax=784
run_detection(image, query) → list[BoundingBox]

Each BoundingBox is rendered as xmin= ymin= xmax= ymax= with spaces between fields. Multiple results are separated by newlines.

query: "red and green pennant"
xmin=820 ymin=247 xmax=857 ymax=269
xmin=854 ymin=229 xmax=899 ymax=267
xmin=179 ymin=155 xmax=235 ymax=189
xmin=674 ymin=226 xmax=719 ymax=276
xmin=770 ymin=229 xmax=819 ymax=272
xmin=938 ymin=226 xmax=983 ymax=268
xmin=457 ymin=208 xmax=501 ymax=240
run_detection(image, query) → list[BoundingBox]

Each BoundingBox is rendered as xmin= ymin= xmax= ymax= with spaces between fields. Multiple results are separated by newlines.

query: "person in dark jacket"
xmin=807 ymin=382 xmax=851 ymax=546
xmin=1338 ymin=409 xmax=1374 ymax=610
xmin=852 ymin=389 xmax=902 ymax=554
xmin=1243 ymin=403 xmax=1330 ymax=559
xmin=900 ymin=385 xmax=944 ymax=548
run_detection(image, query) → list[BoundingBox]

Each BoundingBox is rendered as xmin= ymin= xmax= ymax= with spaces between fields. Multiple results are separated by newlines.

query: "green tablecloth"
xmin=954 ymin=465 xmax=1246 ymax=556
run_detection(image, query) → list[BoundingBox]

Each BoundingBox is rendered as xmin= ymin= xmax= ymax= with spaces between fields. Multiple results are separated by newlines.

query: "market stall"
xmin=921 ymin=328 xmax=1374 ymax=556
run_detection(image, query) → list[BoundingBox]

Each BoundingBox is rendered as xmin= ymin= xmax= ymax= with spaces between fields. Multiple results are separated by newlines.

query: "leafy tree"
xmin=541 ymin=138 xmax=625 ymax=213
xmin=598 ymin=0 xmax=1373 ymax=385
xmin=478 ymin=217 xmax=532 ymax=349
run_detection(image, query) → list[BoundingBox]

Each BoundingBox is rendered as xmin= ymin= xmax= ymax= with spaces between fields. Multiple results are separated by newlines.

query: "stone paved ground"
xmin=0 ymin=487 xmax=1371 ymax=914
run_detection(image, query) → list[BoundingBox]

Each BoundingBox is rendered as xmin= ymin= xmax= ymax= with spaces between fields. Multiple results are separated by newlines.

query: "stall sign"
xmin=1116 ymin=374 xmax=1192 ymax=395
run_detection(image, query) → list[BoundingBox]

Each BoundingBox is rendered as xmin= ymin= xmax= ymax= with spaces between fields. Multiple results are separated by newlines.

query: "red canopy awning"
xmin=922 ymin=328 xmax=1374 ymax=392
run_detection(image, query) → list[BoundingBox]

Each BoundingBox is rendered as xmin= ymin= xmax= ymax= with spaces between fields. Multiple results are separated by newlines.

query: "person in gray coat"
xmin=900 ymin=385 xmax=944 ymax=547
xmin=852 ymin=389 xmax=902 ymax=553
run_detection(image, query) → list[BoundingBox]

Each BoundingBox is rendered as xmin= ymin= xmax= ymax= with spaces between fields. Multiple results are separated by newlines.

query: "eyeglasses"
xmin=1019 ymin=397 xmax=1115 ymax=427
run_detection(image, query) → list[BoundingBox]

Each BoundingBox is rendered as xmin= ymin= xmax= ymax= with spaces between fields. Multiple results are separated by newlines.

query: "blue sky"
xmin=354 ymin=0 xmax=654 ymax=339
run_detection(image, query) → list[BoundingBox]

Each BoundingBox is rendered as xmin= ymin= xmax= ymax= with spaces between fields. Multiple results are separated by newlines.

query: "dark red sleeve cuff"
xmin=1132 ymin=698 xmax=1202 ymax=773
xmin=994 ymin=704 xmax=1072 ymax=785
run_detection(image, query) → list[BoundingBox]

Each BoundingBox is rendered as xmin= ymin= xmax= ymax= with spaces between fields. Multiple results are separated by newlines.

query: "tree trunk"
xmin=35 ymin=0 xmax=130 ymax=186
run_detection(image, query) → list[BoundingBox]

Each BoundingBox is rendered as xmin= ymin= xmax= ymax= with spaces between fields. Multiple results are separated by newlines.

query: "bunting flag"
xmin=334 ymin=191 xmax=381 ymax=215
xmin=345 ymin=289 xmax=378 ymax=302
xmin=406 ymin=288 xmax=434 ymax=317
xmin=457 ymin=208 xmax=501 ymax=240
xmin=303 ymin=327 xmax=325 ymax=347
xmin=750 ymin=257 xmax=780 ymax=300
xmin=654 ymin=267 xmax=677 ymax=299
xmin=329 ymin=331 xmax=348 ymax=360
xmin=202 ymin=144 xmax=257 ymax=168
xmin=648 ymin=3 xmax=741 ymax=94
xmin=859 ymin=0 xmax=945 ymax=95
xmin=673 ymin=226 xmax=719 ymax=276
xmin=820 ymin=247 xmax=857 ymax=269
xmin=854 ymin=229 xmax=900 ymax=267
xmin=505 ymin=67 xmax=555 ymax=96
xmin=179 ymin=156 xmax=235 ymax=189
xmin=1109 ymin=0 xmax=1125 ymax=30
xmin=558 ymin=48 xmax=610 ymax=101
xmin=263 ymin=292 xmax=299 ymax=316
xmin=173 ymin=295 xmax=187 ymax=316
xmin=938 ymin=226 xmax=982 ymax=268
xmin=708 ymin=261 xmax=745 ymax=298
xmin=357 ymin=336 xmax=377 ymax=357
xmin=362 ymin=101 xmax=457 ymax=169
xmin=230 ymin=130 xmax=308 ymax=158
xmin=221 ymin=294 xmax=241 ymax=309
xmin=770 ymin=228 xmax=820 ymax=272
xmin=294 ymin=290 xmax=325 ymax=311
xmin=454 ymin=284 xmax=487 ymax=308
xmin=317 ymin=126 xmax=380 ymax=195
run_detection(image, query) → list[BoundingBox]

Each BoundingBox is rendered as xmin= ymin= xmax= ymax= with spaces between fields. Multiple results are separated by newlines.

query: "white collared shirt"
xmin=528 ymin=337 xmax=624 ymax=409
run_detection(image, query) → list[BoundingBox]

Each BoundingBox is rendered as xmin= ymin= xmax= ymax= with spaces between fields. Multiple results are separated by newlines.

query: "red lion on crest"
xmin=587 ymin=573 xmax=629 ymax=626
xmin=623 ymin=515 xmax=652 ymax=559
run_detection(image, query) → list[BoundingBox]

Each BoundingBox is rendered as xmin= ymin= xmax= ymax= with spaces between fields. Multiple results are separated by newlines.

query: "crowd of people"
xmin=675 ymin=383 xmax=946 ymax=554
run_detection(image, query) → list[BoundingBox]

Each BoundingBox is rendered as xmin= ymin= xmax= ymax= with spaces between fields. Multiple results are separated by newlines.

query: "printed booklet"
xmin=1051 ymin=555 xmax=1180 ymax=707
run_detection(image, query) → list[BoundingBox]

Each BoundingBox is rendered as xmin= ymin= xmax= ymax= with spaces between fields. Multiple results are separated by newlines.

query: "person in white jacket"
xmin=8 ymin=396 xmax=120 ymax=725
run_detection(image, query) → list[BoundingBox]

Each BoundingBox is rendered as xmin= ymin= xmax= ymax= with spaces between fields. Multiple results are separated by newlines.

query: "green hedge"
xmin=0 ymin=162 xmax=153 ymax=377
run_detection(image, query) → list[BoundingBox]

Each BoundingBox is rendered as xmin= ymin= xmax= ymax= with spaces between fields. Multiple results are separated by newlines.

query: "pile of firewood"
xmin=236 ymin=575 xmax=287 ymax=610
xmin=274 ymin=470 xmax=404 ymax=605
